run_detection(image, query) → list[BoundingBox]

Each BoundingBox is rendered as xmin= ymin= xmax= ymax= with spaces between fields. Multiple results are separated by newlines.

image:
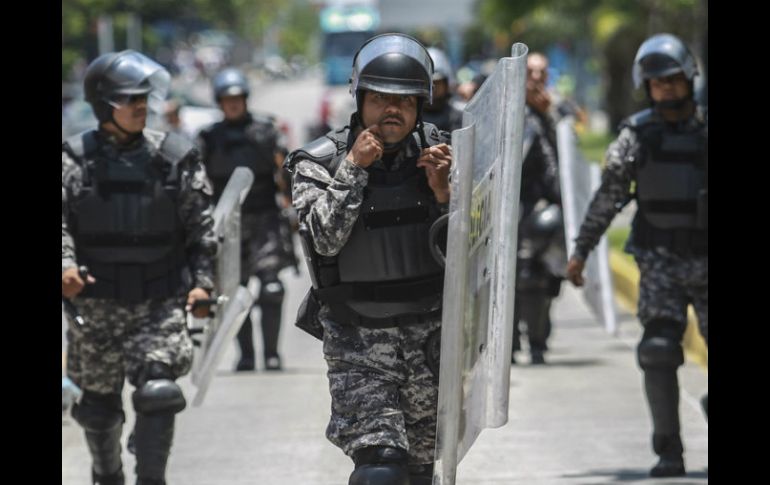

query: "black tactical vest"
xmin=199 ymin=115 xmax=278 ymax=212
xmin=422 ymin=100 xmax=463 ymax=133
xmin=63 ymin=129 xmax=190 ymax=303
xmin=625 ymin=108 xmax=708 ymax=255
xmin=288 ymin=123 xmax=448 ymax=325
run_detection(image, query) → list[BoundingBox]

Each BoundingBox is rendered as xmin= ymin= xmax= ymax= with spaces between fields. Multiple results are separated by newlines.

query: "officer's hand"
xmin=62 ymin=267 xmax=95 ymax=299
xmin=346 ymin=125 xmax=384 ymax=168
xmin=417 ymin=144 xmax=452 ymax=203
xmin=565 ymin=256 xmax=585 ymax=287
xmin=186 ymin=288 xmax=212 ymax=318
xmin=527 ymin=83 xmax=551 ymax=115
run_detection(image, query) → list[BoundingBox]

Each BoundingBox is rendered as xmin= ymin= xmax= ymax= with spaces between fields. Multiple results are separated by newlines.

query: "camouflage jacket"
xmin=287 ymin=125 xmax=450 ymax=257
xmin=62 ymin=128 xmax=218 ymax=290
xmin=572 ymin=107 xmax=707 ymax=261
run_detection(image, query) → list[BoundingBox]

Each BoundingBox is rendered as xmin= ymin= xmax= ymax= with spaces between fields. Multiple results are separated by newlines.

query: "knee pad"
xmin=637 ymin=319 xmax=684 ymax=370
xmin=132 ymin=362 xmax=186 ymax=415
xmin=409 ymin=462 xmax=434 ymax=485
xmin=132 ymin=361 xmax=176 ymax=388
xmin=71 ymin=391 xmax=125 ymax=432
xmin=259 ymin=279 xmax=285 ymax=305
xmin=349 ymin=446 xmax=409 ymax=485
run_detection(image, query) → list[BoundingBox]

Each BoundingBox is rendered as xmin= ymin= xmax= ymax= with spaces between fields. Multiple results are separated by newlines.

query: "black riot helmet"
xmin=83 ymin=50 xmax=170 ymax=124
xmin=212 ymin=68 xmax=250 ymax=102
xmin=350 ymin=33 xmax=433 ymax=117
xmin=427 ymin=47 xmax=455 ymax=88
xmin=633 ymin=33 xmax=699 ymax=99
xmin=523 ymin=203 xmax=564 ymax=254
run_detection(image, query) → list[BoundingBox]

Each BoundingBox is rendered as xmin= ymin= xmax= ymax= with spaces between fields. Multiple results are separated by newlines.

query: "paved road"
xmin=64 ymin=262 xmax=707 ymax=484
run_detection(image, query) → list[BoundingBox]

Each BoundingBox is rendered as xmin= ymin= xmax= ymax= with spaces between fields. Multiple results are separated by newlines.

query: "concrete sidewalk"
xmin=63 ymin=270 xmax=708 ymax=484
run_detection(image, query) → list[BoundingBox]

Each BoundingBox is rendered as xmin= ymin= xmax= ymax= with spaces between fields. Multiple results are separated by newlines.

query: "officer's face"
xmin=527 ymin=54 xmax=549 ymax=89
xmin=649 ymin=72 xmax=690 ymax=103
xmin=219 ymin=95 xmax=248 ymax=121
xmin=111 ymin=94 xmax=148 ymax=134
xmin=361 ymin=91 xmax=418 ymax=144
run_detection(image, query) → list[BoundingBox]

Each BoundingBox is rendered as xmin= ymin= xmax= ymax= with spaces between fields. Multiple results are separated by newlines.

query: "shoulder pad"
xmin=619 ymin=108 xmax=656 ymax=130
xmin=250 ymin=112 xmax=277 ymax=125
xmin=417 ymin=122 xmax=451 ymax=146
xmin=284 ymin=129 xmax=348 ymax=173
xmin=246 ymin=117 xmax=278 ymax=139
xmin=62 ymin=130 xmax=98 ymax=162
xmin=158 ymin=131 xmax=196 ymax=165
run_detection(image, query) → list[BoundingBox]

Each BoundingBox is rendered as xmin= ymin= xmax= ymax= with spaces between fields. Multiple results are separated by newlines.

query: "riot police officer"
xmin=62 ymin=50 xmax=217 ymax=485
xmin=422 ymin=47 xmax=463 ymax=132
xmin=285 ymin=33 xmax=452 ymax=485
xmin=197 ymin=68 xmax=292 ymax=371
xmin=566 ymin=33 xmax=707 ymax=477
xmin=512 ymin=53 xmax=564 ymax=365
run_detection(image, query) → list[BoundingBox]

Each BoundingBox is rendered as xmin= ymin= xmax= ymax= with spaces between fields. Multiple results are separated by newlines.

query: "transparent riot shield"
xmin=191 ymin=166 xmax=255 ymax=406
xmin=434 ymin=42 xmax=528 ymax=485
xmin=556 ymin=117 xmax=618 ymax=335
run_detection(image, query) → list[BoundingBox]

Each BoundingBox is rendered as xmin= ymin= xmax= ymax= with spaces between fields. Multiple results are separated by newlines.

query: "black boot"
xmin=84 ymin=425 xmax=124 ymax=480
xmin=644 ymin=368 xmax=685 ymax=477
xmin=235 ymin=315 xmax=256 ymax=371
xmin=134 ymin=413 xmax=175 ymax=484
xmin=93 ymin=468 xmax=125 ymax=485
xmin=72 ymin=392 xmax=125 ymax=484
xmin=530 ymin=350 xmax=546 ymax=365
xmin=650 ymin=434 xmax=685 ymax=477
xmin=135 ymin=479 xmax=165 ymax=485
xmin=260 ymin=284 xmax=284 ymax=371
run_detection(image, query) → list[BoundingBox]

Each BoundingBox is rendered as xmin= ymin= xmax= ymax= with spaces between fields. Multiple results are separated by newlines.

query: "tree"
xmin=62 ymin=0 xmax=320 ymax=81
xmin=473 ymin=0 xmax=707 ymax=131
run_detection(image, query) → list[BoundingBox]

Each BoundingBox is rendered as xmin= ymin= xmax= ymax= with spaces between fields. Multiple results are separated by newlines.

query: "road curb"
xmin=608 ymin=249 xmax=708 ymax=371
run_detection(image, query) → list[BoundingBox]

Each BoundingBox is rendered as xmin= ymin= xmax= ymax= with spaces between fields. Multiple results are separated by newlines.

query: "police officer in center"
xmin=285 ymin=33 xmax=452 ymax=485
xmin=565 ymin=33 xmax=707 ymax=477
xmin=62 ymin=50 xmax=217 ymax=485
xmin=197 ymin=68 xmax=292 ymax=371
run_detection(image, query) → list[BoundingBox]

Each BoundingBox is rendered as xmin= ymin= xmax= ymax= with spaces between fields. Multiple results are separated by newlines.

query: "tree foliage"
xmin=473 ymin=0 xmax=707 ymax=130
xmin=62 ymin=0 xmax=320 ymax=81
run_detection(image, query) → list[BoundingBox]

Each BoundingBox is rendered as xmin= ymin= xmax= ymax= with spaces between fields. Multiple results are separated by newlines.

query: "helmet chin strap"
xmin=654 ymin=97 xmax=690 ymax=110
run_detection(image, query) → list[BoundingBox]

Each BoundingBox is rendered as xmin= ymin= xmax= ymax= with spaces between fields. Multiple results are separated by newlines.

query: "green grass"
xmin=577 ymin=131 xmax=614 ymax=165
xmin=607 ymin=226 xmax=634 ymax=264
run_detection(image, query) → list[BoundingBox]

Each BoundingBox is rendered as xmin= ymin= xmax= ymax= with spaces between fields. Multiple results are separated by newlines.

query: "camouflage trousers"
xmin=633 ymin=247 xmax=708 ymax=343
xmin=66 ymin=297 xmax=193 ymax=394
xmin=241 ymin=210 xmax=294 ymax=281
xmin=319 ymin=306 xmax=441 ymax=465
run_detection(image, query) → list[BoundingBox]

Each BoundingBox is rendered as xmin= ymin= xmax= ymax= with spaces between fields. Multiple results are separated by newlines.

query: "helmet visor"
xmin=106 ymin=50 xmax=171 ymax=115
xmin=351 ymin=34 xmax=433 ymax=103
xmin=639 ymin=53 xmax=684 ymax=81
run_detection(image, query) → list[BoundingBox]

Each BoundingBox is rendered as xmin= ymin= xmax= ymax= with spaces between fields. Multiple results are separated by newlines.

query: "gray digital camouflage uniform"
xmin=291 ymin=136 xmax=447 ymax=465
xmin=62 ymin=128 xmax=217 ymax=392
xmin=572 ymin=105 xmax=707 ymax=473
xmin=197 ymin=115 xmax=294 ymax=370
xmin=571 ymin=114 xmax=708 ymax=332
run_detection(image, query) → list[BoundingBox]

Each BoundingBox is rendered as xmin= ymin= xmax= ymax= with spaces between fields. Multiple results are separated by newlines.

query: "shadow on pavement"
xmin=562 ymin=467 xmax=708 ymax=483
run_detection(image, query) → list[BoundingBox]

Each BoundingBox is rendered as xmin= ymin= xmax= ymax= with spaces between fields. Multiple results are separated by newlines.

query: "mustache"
xmin=378 ymin=114 xmax=404 ymax=125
